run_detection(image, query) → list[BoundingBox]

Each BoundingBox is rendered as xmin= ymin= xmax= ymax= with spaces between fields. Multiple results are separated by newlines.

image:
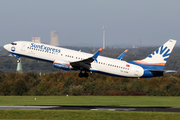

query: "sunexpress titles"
xmin=30 ymin=43 xmax=60 ymax=53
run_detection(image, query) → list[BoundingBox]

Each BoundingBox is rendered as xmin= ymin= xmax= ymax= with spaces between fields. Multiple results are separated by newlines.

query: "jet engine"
xmin=53 ymin=60 xmax=73 ymax=70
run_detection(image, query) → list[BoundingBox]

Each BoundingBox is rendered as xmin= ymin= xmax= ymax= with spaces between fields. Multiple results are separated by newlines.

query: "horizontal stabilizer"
xmin=164 ymin=70 xmax=177 ymax=74
xmin=149 ymin=70 xmax=177 ymax=76
xmin=150 ymin=70 xmax=164 ymax=76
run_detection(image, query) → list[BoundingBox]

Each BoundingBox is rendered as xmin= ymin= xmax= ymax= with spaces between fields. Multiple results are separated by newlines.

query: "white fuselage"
xmin=4 ymin=41 xmax=144 ymax=78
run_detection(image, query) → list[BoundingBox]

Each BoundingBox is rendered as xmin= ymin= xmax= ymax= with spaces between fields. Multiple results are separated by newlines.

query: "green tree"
xmin=1 ymin=80 xmax=11 ymax=95
xmin=69 ymin=85 xmax=84 ymax=96
xmin=0 ymin=73 xmax=5 ymax=82
xmin=83 ymin=81 xmax=95 ymax=95
xmin=162 ymin=83 xmax=178 ymax=96
xmin=14 ymin=79 xmax=27 ymax=95
xmin=32 ymin=78 xmax=41 ymax=87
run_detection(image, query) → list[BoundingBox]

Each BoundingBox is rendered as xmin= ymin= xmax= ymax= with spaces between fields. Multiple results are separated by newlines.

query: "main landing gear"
xmin=78 ymin=71 xmax=89 ymax=78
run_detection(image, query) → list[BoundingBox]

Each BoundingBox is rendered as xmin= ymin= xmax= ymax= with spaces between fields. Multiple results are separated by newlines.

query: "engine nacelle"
xmin=53 ymin=60 xmax=73 ymax=70
xmin=12 ymin=53 xmax=19 ymax=58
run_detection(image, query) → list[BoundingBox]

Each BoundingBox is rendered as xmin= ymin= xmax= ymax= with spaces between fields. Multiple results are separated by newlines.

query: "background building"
xmin=50 ymin=31 xmax=59 ymax=46
xmin=32 ymin=37 xmax=41 ymax=43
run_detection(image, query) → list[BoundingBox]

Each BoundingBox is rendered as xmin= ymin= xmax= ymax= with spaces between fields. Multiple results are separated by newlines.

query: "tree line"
xmin=0 ymin=72 xmax=180 ymax=96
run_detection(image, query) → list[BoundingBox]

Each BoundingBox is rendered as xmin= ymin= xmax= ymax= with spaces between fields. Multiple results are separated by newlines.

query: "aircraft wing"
xmin=117 ymin=49 xmax=129 ymax=60
xmin=70 ymin=48 xmax=103 ymax=71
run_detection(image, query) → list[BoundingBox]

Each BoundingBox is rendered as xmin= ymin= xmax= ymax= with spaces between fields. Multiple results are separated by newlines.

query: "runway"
xmin=0 ymin=106 xmax=180 ymax=112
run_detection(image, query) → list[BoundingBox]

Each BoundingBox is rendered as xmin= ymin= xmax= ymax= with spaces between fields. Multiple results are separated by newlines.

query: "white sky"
xmin=0 ymin=0 xmax=180 ymax=47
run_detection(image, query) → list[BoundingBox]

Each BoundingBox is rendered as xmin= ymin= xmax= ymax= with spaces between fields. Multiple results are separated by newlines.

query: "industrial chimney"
xmin=50 ymin=31 xmax=59 ymax=46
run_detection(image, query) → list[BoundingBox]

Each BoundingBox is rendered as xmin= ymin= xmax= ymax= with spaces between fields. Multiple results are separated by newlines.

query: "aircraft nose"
xmin=3 ymin=44 xmax=10 ymax=51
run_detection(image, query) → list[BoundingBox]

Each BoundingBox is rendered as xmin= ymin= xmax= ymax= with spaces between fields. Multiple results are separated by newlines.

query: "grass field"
xmin=1 ymin=96 xmax=180 ymax=120
xmin=0 ymin=96 xmax=180 ymax=107
xmin=0 ymin=109 xmax=180 ymax=120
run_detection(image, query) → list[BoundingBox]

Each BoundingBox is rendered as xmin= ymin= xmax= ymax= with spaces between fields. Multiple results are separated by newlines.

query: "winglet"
xmin=99 ymin=47 xmax=103 ymax=51
xmin=117 ymin=49 xmax=129 ymax=60
xmin=92 ymin=47 xmax=103 ymax=62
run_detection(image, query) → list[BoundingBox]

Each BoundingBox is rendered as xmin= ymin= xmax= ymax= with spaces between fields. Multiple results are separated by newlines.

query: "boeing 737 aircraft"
xmin=3 ymin=39 xmax=176 ymax=78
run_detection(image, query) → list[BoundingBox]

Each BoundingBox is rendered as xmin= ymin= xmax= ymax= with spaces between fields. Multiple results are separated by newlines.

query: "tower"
xmin=102 ymin=26 xmax=105 ymax=49
xmin=50 ymin=31 xmax=59 ymax=46
xmin=16 ymin=57 xmax=23 ymax=74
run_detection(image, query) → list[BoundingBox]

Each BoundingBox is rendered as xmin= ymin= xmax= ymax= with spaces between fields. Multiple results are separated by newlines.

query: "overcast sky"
xmin=0 ymin=0 xmax=180 ymax=47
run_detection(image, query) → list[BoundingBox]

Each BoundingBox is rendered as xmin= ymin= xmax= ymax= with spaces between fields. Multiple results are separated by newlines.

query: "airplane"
xmin=3 ymin=39 xmax=176 ymax=78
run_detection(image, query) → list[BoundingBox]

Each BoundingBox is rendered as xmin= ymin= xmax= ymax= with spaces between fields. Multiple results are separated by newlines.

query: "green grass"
xmin=0 ymin=109 xmax=180 ymax=120
xmin=0 ymin=96 xmax=180 ymax=107
xmin=1 ymin=96 xmax=180 ymax=120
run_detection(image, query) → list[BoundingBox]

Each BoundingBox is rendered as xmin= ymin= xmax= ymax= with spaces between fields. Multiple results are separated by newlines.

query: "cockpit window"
xmin=11 ymin=43 xmax=17 ymax=45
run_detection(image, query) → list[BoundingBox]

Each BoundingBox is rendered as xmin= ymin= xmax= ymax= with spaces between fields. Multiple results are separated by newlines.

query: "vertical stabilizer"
xmin=133 ymin=39 xmax=176 ymax=70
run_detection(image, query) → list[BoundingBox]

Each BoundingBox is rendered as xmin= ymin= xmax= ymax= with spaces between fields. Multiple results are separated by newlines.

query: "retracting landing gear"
xmin=17 ymin=59 xmax=20 ymax=63
xmin=78 ymin=71 xmax=89 ymax=78
xmin=78 ymin=72 xmax=83 ymax=78
xmin=84 ymin=72 xmax=89 ymax=78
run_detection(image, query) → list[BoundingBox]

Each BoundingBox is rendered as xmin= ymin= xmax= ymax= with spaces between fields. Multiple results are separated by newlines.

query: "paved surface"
xmin=0 ymin=106 xmax=57 ymax=109
xmin=0 ymin=105 xmax=180 ymax=112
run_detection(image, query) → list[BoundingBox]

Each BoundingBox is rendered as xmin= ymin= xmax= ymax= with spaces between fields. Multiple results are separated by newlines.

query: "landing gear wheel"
xmin=78 ymin=72 xmax=84 ymax=78
xmin=84 ymin=72 xmax=89 ymax=78
xmin=78 ymin=71 xmax=89 ymax=78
